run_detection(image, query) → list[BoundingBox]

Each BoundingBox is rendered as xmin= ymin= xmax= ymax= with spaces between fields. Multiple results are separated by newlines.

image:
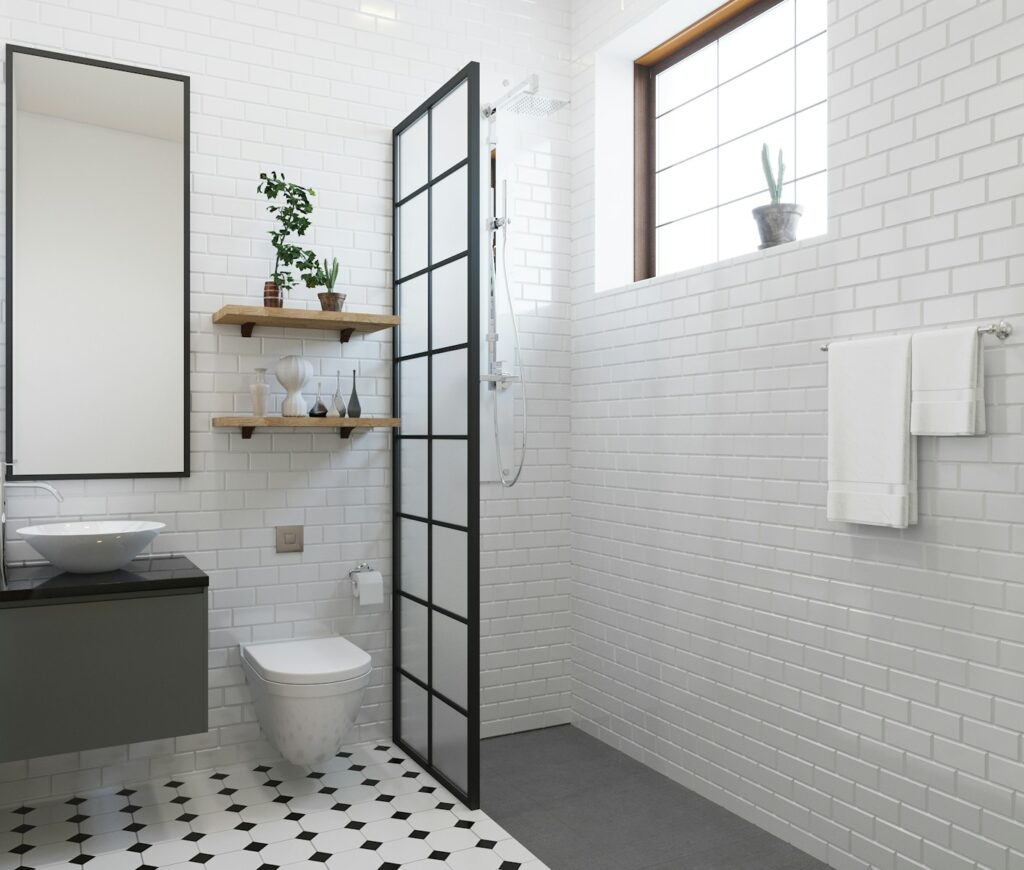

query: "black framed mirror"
xmin=5 ymin=45 xmax=190 ymax=479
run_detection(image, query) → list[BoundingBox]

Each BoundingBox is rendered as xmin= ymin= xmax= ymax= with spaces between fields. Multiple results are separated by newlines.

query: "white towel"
xmin=827 ymin=334 xmax=917 ymax=528
xmin=910 ymin=326 xmax=986 ymax=436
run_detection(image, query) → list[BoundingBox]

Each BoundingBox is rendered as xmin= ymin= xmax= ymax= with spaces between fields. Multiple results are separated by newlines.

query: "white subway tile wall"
xmin=570 ymin=1 xmax=1023 ymax=869
xmin=0 ymin=0 xmax=572 ymax=806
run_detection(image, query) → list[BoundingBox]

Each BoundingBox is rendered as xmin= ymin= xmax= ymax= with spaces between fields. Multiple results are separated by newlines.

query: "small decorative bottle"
xmin=250 ymin=368 xmax=269 ymax=417
xmin=348 ymin=369 xmax=362 ymax=418
xmin=327 ymin=370 xmax=346 ymax=418
xmin=309 ymin=381 xmax=328 ymax=417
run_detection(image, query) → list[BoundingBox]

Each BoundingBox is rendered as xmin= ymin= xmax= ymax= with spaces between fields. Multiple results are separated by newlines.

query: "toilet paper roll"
xmin=352 ymin=569 xmax=384 ymax=605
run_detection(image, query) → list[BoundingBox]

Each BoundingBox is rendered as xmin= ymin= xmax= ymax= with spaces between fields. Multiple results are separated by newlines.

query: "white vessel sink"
xmin=17 ymin=521 xmax=165 ymax=574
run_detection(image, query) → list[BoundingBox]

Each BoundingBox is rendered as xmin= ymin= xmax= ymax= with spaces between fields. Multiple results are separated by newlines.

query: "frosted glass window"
xmin=432 ymin=349 xmax=467 ymax=436
xmin=400 ymin=439 xmax=428 ymax=519
xmin=718 ymin=116 xmax=795 ymax=204
xmin=432 ymin=612 xmax=467 ymax=709
xmin=656 ymin=150 xmax=717 ymax=225
xmin=657 ymin=91 xmax=717 ymax=171
xmin=401 ymin=519 xmax=428 ymax=600
xmin=432 ymin=525 xmax=467 ymax=618
xmin=401 ymin=597 xmax=428 ymax=683
xmin=399 ymin=274 xmax=427 ymax=357
xmin=795 ymin=103 xmax=827 ymax=178
xmin=431 ymin=167 xmax=468 ymax=264
xmin=796 ymin=172 xmax=827 ymax=238
xmin=401 ymin=676 xmax=429 ymax=760
xmin=657 ymin=210 xmax=716 ymax=276
xmin=431 ymin=259 xmax=468 ymax=349
xmin=797 ymin=0 xmax=827 ymax=42
xmin=432 ymin=699 xmax=468 ymax=793
xmin=651 ymin=0 xmax=827 ymax=274
xmin=398 ymin=192 xmax=427 ymax=279
xmin=431 ymin=82 xmax=468 ymax=178
xmin=432 ymin=441 xmax=467 ymax=527
xmin=656 ymin=42 xmax=716 ymax=116
xmin=718 ymin=189 xmax=785 ymax=261
xmin=399 ymin=357 xmax=428 ymax=435
xmin=718 ymin=0 xmax=794 ymax=82
xmin=719 ymin=52 xmax=794 ymax=142
xmin=796 ymin=34 xmax=827 ymax=110
xmin=398 ymin=115 xmax=427 ymax=199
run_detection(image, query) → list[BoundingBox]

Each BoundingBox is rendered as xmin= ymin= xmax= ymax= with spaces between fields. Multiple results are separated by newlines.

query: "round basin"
xmin=17 ymin=521 xmax=165 ymax=574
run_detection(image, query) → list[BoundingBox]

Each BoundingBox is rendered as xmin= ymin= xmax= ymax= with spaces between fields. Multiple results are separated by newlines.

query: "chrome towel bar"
xmin=820 ymin=320 xmax=1013 ymax=352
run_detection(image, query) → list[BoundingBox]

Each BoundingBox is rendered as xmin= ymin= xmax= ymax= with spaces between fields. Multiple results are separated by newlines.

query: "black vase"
xmin=348 ymin=369 xmax=361 ymax=418
xmin=309 ymin=381 xmax=328 ymax=417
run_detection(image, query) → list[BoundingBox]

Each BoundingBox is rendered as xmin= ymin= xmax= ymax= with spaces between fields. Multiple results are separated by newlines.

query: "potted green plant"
xmin=304 ymin=256 xmax=346 ymax=311
xmin=257 ymin=170 xmax=318 ymax=307
xmin=752 ymin=144 xmax=802 ymax=249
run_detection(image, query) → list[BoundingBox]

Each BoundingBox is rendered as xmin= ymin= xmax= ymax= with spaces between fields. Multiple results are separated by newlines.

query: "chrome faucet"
xmin=0 ymin=464 xmax=63 ymax=590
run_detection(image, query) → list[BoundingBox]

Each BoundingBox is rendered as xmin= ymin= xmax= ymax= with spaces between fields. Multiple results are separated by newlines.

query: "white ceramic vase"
xmin=275 ymin=355 xmax=313 ymax=417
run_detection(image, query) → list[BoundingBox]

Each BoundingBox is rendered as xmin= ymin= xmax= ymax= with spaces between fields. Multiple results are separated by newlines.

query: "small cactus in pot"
xmin=751 ymin=143 xmax=802 ymax=249
xmin=306 ymin=256 xmax=346 ymax=311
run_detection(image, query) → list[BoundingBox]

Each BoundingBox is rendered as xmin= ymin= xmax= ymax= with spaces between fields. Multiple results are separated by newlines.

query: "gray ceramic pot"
xmin=752 ymin=203 xmax=802 ymax=249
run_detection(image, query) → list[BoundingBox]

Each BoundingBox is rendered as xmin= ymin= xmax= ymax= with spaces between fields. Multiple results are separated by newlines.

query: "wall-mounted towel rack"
xmin=819 ymin=320 xmax=1013 ymax=352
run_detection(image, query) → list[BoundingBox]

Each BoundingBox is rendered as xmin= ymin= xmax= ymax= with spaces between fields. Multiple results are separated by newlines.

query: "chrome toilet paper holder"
xmin=350 ymin=561 xmax=374 ymax=595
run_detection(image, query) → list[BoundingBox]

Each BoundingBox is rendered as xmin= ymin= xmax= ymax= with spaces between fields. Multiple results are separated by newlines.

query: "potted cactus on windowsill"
xmin=752 ymin=144 xmax=802 ymax=249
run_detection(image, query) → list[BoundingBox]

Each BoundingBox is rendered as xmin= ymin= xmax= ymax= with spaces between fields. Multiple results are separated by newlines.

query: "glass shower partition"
xmin=392 ymin=62 xmax=482 ymax=808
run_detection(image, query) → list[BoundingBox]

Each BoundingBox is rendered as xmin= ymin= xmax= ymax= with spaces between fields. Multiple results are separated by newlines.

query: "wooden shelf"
xmin=212 ymin=416 xmax=400 ymax=440
xmin=212 ymin=305 xmax=399 ymax=343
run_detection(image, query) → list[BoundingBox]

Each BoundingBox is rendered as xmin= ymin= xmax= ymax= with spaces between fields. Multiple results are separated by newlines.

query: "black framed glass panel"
xmin=392 ymin=62 xmax=480 ymax=809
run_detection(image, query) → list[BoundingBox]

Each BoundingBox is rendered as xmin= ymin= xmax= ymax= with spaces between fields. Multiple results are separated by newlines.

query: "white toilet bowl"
xmin=241 ymin=636 xmax=372 ymax=766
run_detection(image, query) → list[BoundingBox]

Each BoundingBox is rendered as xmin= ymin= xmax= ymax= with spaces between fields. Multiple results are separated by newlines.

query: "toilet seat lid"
xmin=242 ymin=636 xmax=372 ymax=685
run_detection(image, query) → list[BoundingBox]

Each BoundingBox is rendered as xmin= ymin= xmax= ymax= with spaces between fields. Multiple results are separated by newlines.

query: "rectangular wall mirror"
xmin=5 ymin=46 xmax=190 ymax=479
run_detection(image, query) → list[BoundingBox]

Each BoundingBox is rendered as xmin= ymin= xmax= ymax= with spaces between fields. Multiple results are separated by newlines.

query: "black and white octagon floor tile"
xmin=0 ymin=743 xmax=547 ymax=870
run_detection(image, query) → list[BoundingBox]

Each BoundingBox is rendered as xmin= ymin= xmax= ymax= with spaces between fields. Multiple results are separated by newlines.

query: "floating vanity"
xmin=0 ymin=556 xmax=208 ymax=763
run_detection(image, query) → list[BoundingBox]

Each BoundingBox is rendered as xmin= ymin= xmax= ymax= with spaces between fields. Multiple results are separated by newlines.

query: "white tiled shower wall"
xmin=0 ymin=0 xmax=573 ymax=806
xmin=571 ymin=1 xmax=1024 ymax=869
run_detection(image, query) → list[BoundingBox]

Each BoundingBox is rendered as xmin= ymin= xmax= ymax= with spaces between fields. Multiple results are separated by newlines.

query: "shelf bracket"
xmin=240 ymin=323 xmax=255 ymax=338
xmin=339 ymin=328 xmax=354 ymax=344
xmin=241 ymin=427 xmax=255 ymax=440
xmin=339 ymin=427 xmax=352 ymax=439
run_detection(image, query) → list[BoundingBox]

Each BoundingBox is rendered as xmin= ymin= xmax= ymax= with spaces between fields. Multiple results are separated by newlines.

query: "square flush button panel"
xmin=276 ymin=525 xmax=304 ymax=553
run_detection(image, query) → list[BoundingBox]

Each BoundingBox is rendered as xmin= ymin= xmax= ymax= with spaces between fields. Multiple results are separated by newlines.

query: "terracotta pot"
xmin=263 ymin=281 xmax=283 ymax=308
xmin=317 ymin=291 xmax=347 ymax=312
xmin=752 ymin=203 xmax=802 ymax=249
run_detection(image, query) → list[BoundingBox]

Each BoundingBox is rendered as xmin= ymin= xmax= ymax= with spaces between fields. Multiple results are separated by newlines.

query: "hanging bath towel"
xmin=910 ymin=326 xmax=986 ymax=436
xmin=827 ymin=334 xmax=917 ymax=528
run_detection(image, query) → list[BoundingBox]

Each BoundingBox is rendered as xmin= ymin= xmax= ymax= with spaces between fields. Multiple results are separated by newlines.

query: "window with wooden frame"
xmin=634 ymin=0 xmax=827 ymax=280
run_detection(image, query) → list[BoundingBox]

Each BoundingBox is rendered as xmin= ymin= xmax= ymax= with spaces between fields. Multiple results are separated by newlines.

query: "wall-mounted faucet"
xmin=0 ymin=466 xmax=64 ymax=590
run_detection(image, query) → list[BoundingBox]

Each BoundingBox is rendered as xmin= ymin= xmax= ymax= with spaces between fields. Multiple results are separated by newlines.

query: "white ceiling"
xmin=13 ymin=52 xmax=184 ymax=142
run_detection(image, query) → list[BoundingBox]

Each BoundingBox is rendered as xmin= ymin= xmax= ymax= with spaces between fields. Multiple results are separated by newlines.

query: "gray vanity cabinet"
xmin=0 ymin=559 xmax=208 ymax=763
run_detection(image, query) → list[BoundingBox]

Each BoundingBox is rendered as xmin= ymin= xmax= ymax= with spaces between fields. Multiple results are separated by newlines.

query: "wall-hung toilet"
xmin=241 ymin=636 xmax=372 ymax=766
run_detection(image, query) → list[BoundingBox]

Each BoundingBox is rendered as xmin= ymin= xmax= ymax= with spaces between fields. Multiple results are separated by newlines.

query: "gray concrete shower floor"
xmin=481 ymin=725 xmax=830 ymax=870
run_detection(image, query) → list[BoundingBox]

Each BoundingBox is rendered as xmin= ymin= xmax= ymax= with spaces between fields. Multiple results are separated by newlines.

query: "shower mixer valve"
xmin=480 ymin=361 xmax=518 ymax=391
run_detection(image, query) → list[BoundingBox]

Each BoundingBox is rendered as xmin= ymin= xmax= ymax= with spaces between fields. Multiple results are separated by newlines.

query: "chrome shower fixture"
xmin=482 ymin=74 xmax=570 ymax=119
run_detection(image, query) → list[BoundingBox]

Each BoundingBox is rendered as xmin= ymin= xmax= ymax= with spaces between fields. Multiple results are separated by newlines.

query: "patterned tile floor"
xmin=0 ymin=743 xmax=547 ymax=870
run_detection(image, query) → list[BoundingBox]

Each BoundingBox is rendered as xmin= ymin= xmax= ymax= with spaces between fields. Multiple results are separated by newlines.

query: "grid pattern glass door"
xmin=392 ymin=62 xmax=480 ymax=809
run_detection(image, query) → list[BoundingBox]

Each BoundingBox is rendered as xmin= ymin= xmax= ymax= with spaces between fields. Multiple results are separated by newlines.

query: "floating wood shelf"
xmin=212 ymin=305 xmax=399 ymax=343
xmin=212 ymin=416 xmax=400 ymax=440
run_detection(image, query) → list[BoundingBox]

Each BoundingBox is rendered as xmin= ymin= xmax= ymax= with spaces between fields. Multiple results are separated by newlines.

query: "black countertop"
xmin=0 ymin=555 xmax=208 ymax=605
